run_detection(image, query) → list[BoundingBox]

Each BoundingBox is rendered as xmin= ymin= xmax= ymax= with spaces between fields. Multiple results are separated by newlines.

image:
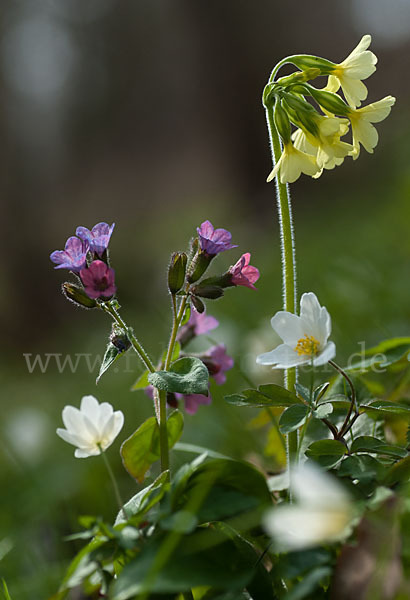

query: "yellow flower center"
xmin=294 ymin=334 xmax=320 ymax=356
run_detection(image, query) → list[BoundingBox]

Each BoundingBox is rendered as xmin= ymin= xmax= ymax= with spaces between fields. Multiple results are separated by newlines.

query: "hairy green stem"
xmin=103 ymin=302 xmax=156 ymax=373
xmin=266 ymin=103 xmax=298 ymax=466
xmin=158 ymin=389 xmax=170 ymax=475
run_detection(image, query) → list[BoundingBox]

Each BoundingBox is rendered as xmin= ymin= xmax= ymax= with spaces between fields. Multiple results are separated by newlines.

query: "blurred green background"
xmin=1 ymin=0 xmax=410 ymax=597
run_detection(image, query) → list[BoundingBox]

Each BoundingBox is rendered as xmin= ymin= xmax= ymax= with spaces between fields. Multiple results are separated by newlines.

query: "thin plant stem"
xmin=158 ymin=390 xmax=170 ymax=476
xmin=102 ymin=301 xmax=156 ymax=373
xmin=265 ymin=103 xmax=298 ymax=466
xmin=328 ymin=359 xmax=358 ymax=438
xmin=99 ymin=447 xmax=128 ymax=520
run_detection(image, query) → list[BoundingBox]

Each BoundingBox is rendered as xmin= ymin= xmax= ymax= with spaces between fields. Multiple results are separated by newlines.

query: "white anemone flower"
xmin=57 ymin=395 xmax=124 ymax=458
xmin=267 ymin=141 xmax=319 ymax=184
xmin=264 ymin=462 xmax=353 ymax=550
xmin=348 ymin=95 xmax=396 ymax=159
xmin=326 ymin=34 xmax=377 ymax=108
xmin=256 ymin=292 xmax=335 ymax=369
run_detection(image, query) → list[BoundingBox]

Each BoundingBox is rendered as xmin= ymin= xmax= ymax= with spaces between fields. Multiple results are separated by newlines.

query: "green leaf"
xmin=346 ymin=337 xmax=410 ymax=372
xmin=313 ymin=402 xmax=333 ymax=419
xmin=180 ymin=304 xmax=191 ymax=325
xmin=121 ymin=411 xmax=184 ymax=482
xmin=96 ymin=342 xmax=126 ymax=384
xmin=225 ymin=384 xmax=301 ymax=408
xmin=362 ymin=401 xmax=410 ymax=419
xmin=284 ymin=566 xmax=331 ymax=600
xmin=351 ymin=436 xmax=408 ymax=459
xmin=279 ymin=404 xmax=309 ymax=434
xmin=1 ymin=580 xmax=12 ymax=600
xmin=305 ymin=439 xmax=347 ymax=468
xmin=313 ymin=382 xmax=330 ymax=403
xmin=130 ymin=369 xmax=150 ymax=391
xmin=338 ymin=455 xmax=385 ymax=483
xmin=294 ymin=383 xmax=311 ymax=403
xmin=114 ymin=471 xmax=170 ymax=526
xmin=382 ymin=456 xmax=410 ymax=486
xmin=161 ymin=341 xmax=181 ymax=364
xmin=112 ymin=527 xmax=255 ymax=599
xmin=148 ymin=357 xmax=209 ymax=395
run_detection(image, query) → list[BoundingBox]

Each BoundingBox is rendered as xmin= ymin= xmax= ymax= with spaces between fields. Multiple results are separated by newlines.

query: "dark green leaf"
xmin=351 ymin=436 xmax=408 ymax=459
xmin=362 ymin=401 xmax=410 ymax=419
xmin=121 ymin=411 xmax=184 ymax=482
xmin=294 ymin=383 xmax=311 ymax=404
xmin=96 ymin=342 xmax=126 ymax=384
xmin=148 ymin=357 xmax=209 ymax=395
xmin=346 ymin=337 xmax=410 ymax=372
xmin=225 ymin=384 xmax=301 ymax=408
xmin=305 ymin=439 xmax=347 ymax=468
xmin=338 ymin=455 xmax=385 ymax=483
xmin=279 ymin=404 xmax=309 ymax=434
xmin=285 ymin=566 xmax=331 ymax=600
xmin=313 ymin=382 xmax=330 ymax=403
xmin=114 ymin=471 xmax=170 ymax=526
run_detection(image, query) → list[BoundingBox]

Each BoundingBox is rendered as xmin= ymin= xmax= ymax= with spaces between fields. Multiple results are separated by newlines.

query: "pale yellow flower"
xmin=292 ymin=116 xmax=352 ymax=176
xmin=348 ymin=95 xmax=396 ymax=159
xmin=267 ymin=141 xmax=319 ymax=184
xmin=326 ymin=35 xmax=377 ymax=108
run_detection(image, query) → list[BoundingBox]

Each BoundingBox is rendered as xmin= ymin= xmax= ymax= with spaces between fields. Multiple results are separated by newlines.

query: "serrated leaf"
xmin=130 ymin=369 xmax=150 ymax=391
xmin=313 ymin=403 xmax=333 ymax=420
xmin=279 ymin=404 xmax=309 ymax=434
xmin=226 ymin=385 xmax=301 ymax=408
xmin=121 ymin=411 xmax=184 ymax=482
xmin=148 ymin=357 xmax=209 ymax=395
xmin=305 ymin=439 xmax=347 ymax=468
xmin=351 ymin=436 xmax=408 ymax=459
xmin=96 ymin=342 xmax=126 ymax=384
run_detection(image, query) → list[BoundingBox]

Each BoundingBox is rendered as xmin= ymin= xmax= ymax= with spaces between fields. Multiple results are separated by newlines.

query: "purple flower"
xmin=176 ymin=392 xmax=212 ymax=415
xmin=197 ymin=220 xmax=237 ymax=256
xmin=76 ymin=222 xmax=115 ymax=257
xmin=144 ymin=385 xmax=212 ymax=415
xmin=80 ymin=260 xmax=116 ymax=299
xmin=177 ymin=308 xmax=219 ymax=346
xmin=201 ymin=344 xmax=234 ymax=385
xmin=50 ymin=236 xmax=89 ymax=272
xmin=228 ymin=253 xmax=260 ymax=290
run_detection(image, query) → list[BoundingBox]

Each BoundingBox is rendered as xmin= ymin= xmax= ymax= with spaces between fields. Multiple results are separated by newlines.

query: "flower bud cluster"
xmin=50 ymin=222 xmax=116 ymax=306
xmin=264 ymin=35 xmax=395 ymax=184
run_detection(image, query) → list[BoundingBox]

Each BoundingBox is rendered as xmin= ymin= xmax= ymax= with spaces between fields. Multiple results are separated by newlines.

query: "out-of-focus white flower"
xmin=256 ymin=292 xmax=335 ymax=369
xmin=326 ymin=34 xmax=377 ymax=108
xmin=264 ymin=462 xmax=353 ymax=550
xmin=57 ymin=395 xmax=124 ymax=458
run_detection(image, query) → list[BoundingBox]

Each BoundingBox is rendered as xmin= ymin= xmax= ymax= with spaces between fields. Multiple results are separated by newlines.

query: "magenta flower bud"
xmin=201 ymin=344 xmax=234 ymax=385
xmin=50 ymin=236 xmax=89 ymax=272
xmin=197 ymin=220 xmax=238 ymax=257
xmin=76 ymin=222 xmax=115 ymax=257
xmin=228 ymin=253 xmax=260 ymax=290
xmin=80 ymin=260 xmax=116 ymax=299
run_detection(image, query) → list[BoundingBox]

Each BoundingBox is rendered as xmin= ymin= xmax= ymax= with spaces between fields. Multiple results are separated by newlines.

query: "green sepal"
xmin=274 ymin=100 xmax=292 ymax=144
xmin=191 ymin=284 xmax=224 ymax=299
xmin=148 ymin=357 xmax=209 ymax=396
xmin=62 ymin=282 xmax=98 ymax=309
xmin=168 ymin=252 xmax=187 ymax=294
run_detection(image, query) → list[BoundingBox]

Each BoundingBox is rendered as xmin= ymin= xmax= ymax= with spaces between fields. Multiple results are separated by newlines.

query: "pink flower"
xmin=177 ymin=308 xmax=219 ymax=346
xmin=176 ymin=392 xmax=212 ymax=415
xmin=197 ymin=220 xmax=237 ymax=256
xmin=228 ymin=253 xmax=260 ymax=290
xmin=80 ymin=260 xmax=116 ymax=299
xmin=201 ymin=344 xmax=234 ymax=385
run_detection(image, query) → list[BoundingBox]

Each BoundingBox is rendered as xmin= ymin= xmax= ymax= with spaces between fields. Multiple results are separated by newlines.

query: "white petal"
xmin=100 ymin=410 xmax=124 ymax=450
xmin=291 ymin=462 xmax=350 ymax=507
xmin=271 ymin=311 xmax=304 ymax=345
xmin=300 ymin=292 xmax=331 ymax=345
xmin=74 ymin=447 xmax=99 ymax=458
xmin=97 ymin=402 xmax=114 ymax=430
xmin=256 ymin=344 xmax=311 ymax=369
xmin=80 ymin=395 xmax=100 ymax=421
xmin=56 ymin=428 xmax=85 ymax=448
xmin=82 ymin=414 xmax=101 ymax=441
xmin=62 ymin=406 xmax=88 ymax=437
xmin=313 ymin=341 xmax=336 ymax=366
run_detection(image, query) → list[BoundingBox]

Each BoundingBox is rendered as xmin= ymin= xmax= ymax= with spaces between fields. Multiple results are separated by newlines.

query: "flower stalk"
xmin=99 ymin=445 xmax=128 ymax=521
xmin=265 ymin=102 xmax=298 ymax=464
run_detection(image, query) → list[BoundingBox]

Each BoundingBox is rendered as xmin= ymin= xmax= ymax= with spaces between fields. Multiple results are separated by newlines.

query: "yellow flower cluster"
xmin=265 ymin=35 xmax=395 ymax=184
